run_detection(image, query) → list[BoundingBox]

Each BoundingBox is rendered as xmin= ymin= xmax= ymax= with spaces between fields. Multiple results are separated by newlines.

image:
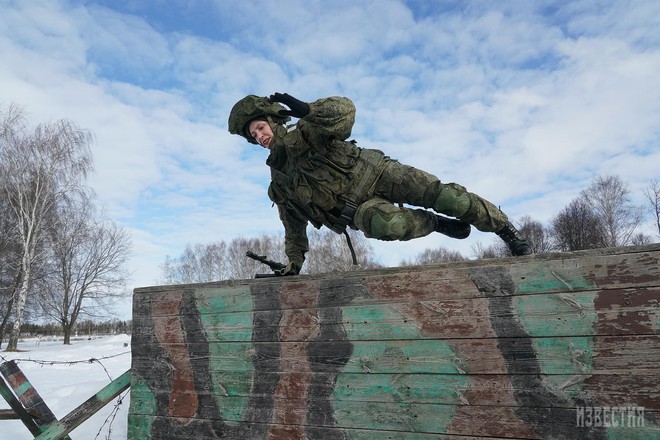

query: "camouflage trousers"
xmin=352 ymin=159 xmax=509 ymax=241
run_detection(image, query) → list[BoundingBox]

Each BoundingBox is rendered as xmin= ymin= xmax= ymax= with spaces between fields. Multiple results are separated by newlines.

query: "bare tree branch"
xmin=38 ymin=198 xmax=132 ymax=344
xmin=581 ymin=175 xmax=644 ymax=247
xmin=644 ymin=179 xmax=660 ymax=237
xmin=550 ymin=198 xmax=606 ymax=251
xmin=400 ymin=246 xmax=466 ymax=266
xmin=1 ymin=104 xmax=93 ymax=350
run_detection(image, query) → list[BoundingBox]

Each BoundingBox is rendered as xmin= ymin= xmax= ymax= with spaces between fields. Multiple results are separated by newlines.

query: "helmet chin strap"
xmin=267 ymin=118 xmax=290 ymax=149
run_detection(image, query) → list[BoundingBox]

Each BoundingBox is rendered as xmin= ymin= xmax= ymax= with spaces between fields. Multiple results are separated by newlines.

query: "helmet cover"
xmin=228 ymin=95 xmax=289 ymax=144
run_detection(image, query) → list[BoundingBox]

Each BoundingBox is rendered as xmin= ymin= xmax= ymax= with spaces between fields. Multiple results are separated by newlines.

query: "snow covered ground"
xmin=0 ymin=334 xmax=132 ymax=439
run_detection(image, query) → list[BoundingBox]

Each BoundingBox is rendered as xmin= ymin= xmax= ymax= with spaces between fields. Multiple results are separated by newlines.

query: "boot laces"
xmin=497 ymin=222 xmax=521 ymax=241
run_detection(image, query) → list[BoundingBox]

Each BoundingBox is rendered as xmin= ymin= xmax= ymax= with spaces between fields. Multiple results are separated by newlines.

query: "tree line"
xmin=21 ymin=319 xmax=132 ymax=339
xmin=161 ymin=174 xmax=659 ymax=281
xmin=159 ymin=228 xmax=379 ymax=284
xmin=0 ymin=104 xmax=132 ymax=349
xmin=466 ymin=175 xmax=658 ymax=261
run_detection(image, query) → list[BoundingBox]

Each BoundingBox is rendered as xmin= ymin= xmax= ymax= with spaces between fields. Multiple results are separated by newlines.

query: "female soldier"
xmin=228 ymin=93 xmax=532 ymax=275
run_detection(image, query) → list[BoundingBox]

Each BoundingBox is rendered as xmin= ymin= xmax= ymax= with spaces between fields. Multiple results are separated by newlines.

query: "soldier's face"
xmin=249 ymin=119 xmax=274 ymax=150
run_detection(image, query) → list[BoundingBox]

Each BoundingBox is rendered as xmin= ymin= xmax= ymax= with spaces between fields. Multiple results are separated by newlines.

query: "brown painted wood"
xmin=132 ymin=287 xmax=660 ymax=342
xmin=130 ymin=372 xmax=660 ymax=410
xmin=129 ymin=414 xmax=532 ymax=440
xmin=129 ymin=244 xmax=660 ymax=439
xmin=0 ymin=409 xmax=19 ymax=419
xmin=0 ymin=369 xmax=42 ymax=436
xmin=0 ymin=360 xmax=71 ymax=439
xmin=131 ymin=334 xmax=660 ymax=375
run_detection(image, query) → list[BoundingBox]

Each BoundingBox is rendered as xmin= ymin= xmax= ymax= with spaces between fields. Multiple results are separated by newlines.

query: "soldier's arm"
xmin=277 ymin=203 xmax=308 ymax=274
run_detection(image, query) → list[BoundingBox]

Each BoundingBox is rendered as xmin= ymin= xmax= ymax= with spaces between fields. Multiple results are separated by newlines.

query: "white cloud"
xmin=1 ymin=0 xmax=658 ymax=312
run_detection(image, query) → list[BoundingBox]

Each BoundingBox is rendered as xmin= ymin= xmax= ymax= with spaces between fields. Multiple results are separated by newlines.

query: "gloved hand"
xmin=269 ymin=93 xmax=310 ymax=119
xmin=273 ymin=261 xmax=302 ymax=276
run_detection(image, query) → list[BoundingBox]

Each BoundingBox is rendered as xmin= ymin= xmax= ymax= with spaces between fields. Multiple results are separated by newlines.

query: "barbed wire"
xmin=0 ymin=351 xmax=130 ymax=381
xmin=1 ymin=350 xmax=132 ymax=439
xmin=94 ymin=390 xmax=129 ymax=440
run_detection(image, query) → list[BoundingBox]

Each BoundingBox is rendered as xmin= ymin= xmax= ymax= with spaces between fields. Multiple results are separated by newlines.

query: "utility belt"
xmin=327 ymin=198 xmax=359 ymax=235
xmin=327 ymin=148 xmax=386 ymax=235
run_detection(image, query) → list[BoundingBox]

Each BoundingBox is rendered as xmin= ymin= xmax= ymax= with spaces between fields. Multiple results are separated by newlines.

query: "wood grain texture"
xmin=129 ymin=244 xmax=660 ymax=439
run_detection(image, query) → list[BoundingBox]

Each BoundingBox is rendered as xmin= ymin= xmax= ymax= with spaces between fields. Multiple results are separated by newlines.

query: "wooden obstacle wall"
xmin=128 ymin=244 xmax=660 ymax=439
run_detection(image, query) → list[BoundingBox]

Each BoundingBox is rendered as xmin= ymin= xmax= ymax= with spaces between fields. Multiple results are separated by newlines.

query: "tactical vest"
xmin=267 ymin=126 xmax=386 ymax=234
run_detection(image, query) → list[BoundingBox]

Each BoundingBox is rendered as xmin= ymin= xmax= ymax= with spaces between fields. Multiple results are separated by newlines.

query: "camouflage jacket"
xmin=266 ymin=96 xmax=386 ymax=266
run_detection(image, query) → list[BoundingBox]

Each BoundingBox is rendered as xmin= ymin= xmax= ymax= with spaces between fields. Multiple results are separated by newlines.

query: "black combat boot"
xmin=496 ymin=221 xmax=533 ymax=256
xmin=435 ymin=215 xmax=471 ymax=239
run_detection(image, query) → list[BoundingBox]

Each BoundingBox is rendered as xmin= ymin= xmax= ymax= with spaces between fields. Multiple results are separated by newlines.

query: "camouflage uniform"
xmin=230 ymin=95 xmax=511 ymax=270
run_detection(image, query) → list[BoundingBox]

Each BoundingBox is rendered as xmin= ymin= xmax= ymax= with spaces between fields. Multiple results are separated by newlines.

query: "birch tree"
xmin=582 ymin=175 xmax=644 ymax=247
xmin=0 ymin=192 xmax=20 ymax=346
xmin=160 ymin=234 xmax=286 ymax=283
xmin=0 ymin=104 xmax=92 ymax=351
xmin=303 ymin=228 xmax=380 ymax=274
xmin=226 ymin=235 xmax=286 ymax=279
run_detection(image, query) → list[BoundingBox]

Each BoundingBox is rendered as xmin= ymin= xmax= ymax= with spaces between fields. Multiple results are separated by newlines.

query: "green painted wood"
xmin=129 ymin=244 xmax=660 ymax=439
xmin=0 ymin=360 xmax=72 ymax=439
xmin=132 ymin=287 xmax=660 ymax=343
xmin=0 ymin=368 xmax=42 ymax=436
xmin=133 ymin=246 xmax=660 ymax=316
xmin=132 ymin=334 xmax=660 ymax=375
xmin=127 ymin=394 xmax=660 ymax=438
xmin=34 ymin=370 xmax=131 ymax=440
xmin=127 ymin=372 xmax=660 ymax=409
xmin=128 ymin=414 xmax=535 ymax=440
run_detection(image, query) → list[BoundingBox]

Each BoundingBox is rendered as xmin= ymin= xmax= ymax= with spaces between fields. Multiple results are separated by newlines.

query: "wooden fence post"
xmin=0 ymin=360 xmax=71 ymax=439
xmin=33 ymin=370 xmax=131 ymax=440
xmin=0 ymin=365 xmax=42 ymax=436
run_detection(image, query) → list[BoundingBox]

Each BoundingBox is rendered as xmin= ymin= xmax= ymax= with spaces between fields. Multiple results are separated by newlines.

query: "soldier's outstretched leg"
xmin=495 ymin=221 xmax=534 ymax=256
xmin=372 ymin=160 xmax=532 ymax=255
xmin=422 ymin=181 xmax=532 ymax=255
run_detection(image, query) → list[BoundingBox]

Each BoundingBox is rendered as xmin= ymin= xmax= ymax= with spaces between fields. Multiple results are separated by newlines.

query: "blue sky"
xmin=1 ymin=0 xmax=659 ymax=318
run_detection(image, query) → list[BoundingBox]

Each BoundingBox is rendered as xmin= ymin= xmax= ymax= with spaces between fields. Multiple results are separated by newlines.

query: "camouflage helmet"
xmin=228 ymin=95 xmax=289 ymax=144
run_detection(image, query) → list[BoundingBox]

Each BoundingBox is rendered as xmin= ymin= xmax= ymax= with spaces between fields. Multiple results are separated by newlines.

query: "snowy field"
xmin=0 ymin=335 xmax=132 ymax=439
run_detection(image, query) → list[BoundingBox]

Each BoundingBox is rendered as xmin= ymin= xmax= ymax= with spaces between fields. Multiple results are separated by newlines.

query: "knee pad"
xmin=369 ymin=211 xmax=409 ymax=241
xmin=431 ymin=183 xmax=471 ymax=218
xmin=354 ymin=197 xmax=418 ymax=241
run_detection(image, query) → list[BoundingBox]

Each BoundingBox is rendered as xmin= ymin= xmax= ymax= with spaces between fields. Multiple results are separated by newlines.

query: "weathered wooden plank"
xmin=128 ymin=414 xmax=532 ymax=440
xmin=132 ymin=287 xmax=659 ymax=342
xmin=129 ymin=244 xmax=660 ymax=439
xmin=0 ymin=360 xmax=71 ymax=439
xmin=132 ymin=246 xmax=660 ymax=317
xmin=0 ymin=409 xmax=19 ymax=419
xmin=128 ymin=394 xmax=659 ymax=439
xmin=129 ymin=393 xmax=510 ymax=432
xmin=0 ymin=370 xmax=42 ymax=436
xmin=33 ymin=370 xmax=131 ymax=440
xmin=129 ymin=372 xmax=660 ymax=409
xmin=132 ymin=334 xmax=660 ymax=375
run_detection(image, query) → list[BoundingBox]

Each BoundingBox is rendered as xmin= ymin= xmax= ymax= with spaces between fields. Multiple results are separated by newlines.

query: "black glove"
xmin=269 ymin=93 xmax=310 ymax=119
